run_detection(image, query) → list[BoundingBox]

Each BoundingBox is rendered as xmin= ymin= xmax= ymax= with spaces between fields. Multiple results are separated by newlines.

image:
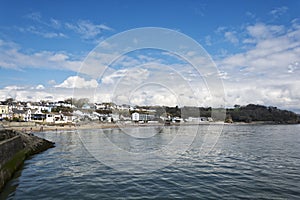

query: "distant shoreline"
xmin=1 ymin=121 xmax=298 ymax=133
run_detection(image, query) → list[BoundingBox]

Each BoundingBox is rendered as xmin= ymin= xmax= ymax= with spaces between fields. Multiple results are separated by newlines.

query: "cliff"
xmin=0 ymin=129 xmax=55 ymax=192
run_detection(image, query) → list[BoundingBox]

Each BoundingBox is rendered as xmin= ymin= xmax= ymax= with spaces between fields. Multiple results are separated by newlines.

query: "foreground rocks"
xmin=0 ymin=129 xmax=55 ymax=192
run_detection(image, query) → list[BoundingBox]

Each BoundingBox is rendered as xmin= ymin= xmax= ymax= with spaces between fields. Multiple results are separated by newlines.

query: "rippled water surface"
xmin=1 ymin=124 xmax=300 ymax=199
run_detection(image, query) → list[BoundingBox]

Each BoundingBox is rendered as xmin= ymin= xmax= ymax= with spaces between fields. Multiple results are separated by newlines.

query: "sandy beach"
xmin=0 ymin=121 xmax=168 ymax=133
xmin=1 ymin=121 xmax=283 ymax=134
xmin=1 ymin=122 xmax=120 ymax=133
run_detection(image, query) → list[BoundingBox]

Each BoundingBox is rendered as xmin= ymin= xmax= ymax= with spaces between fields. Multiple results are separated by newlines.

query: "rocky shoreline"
xmin=0 ymin=129 xmax=55 ymax=192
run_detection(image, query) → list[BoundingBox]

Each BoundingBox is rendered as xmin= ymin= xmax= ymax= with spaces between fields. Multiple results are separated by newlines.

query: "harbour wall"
xmin=0 ymin=129 xmax=54 ymax=191
xmin=0 ymin=132 xmax=24 ymax=170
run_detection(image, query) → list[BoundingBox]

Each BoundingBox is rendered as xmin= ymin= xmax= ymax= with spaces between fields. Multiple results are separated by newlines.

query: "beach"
xmin=1 ymin=120 xmax=290 ymax=134
xmin=0 ymin=121 xmax=168 ymax=133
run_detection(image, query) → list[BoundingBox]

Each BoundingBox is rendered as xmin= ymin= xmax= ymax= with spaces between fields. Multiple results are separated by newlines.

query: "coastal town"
xmin=1 ymin=98 xmax=299 ymax=131
xmin=0 ymin=98 xmax=215 ymax=129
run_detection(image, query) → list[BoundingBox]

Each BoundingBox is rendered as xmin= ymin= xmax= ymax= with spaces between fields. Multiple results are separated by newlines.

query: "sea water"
xmin=1 ymin=124 xmax=300 ymax=199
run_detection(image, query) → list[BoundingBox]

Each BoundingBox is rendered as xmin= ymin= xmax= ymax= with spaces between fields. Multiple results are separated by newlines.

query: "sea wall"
xmin=1 ymin=121 xmax=36 ymax=128
xmin=0 ymin=133 xmax=24 ymax=169
xmin=0 ymin=129 xmax=54 ymax=191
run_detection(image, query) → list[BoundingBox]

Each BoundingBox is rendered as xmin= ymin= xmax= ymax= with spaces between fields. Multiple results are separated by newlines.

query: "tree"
xmin=64 ymin=98 xmax=73 ymax=105
xmin=226 ymin=104 xmax=299 ymax=123
xmin=52 ymin=106 xmax=73 ymax=113
xmin=4 ymin=98 xmax=14 ymax=105
xmin=72 ymin=98 xmax=89 ymax=109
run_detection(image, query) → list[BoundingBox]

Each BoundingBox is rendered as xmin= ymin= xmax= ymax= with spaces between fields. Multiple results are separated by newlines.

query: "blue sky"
xmin=0 ymin=0 xmax=300 ymax=112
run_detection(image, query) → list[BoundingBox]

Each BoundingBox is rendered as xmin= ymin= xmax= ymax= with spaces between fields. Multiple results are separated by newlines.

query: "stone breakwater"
xmin=0 ymin=129 xmax=55 ymax=191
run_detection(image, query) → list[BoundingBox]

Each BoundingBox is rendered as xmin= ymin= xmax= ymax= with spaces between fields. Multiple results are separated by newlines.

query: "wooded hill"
xmin=149 ymin=104 xmax=299 ymax=124
xmin=225 ymin=104 xmax=299 ymax=124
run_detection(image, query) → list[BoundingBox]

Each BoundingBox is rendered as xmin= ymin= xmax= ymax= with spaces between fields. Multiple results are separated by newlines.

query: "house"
xmin=24 ymin=109 xmax=32 ymax=122
xmin=14 ymin=102 xmax=25 ymax=110
xmin=132 ymin=112 xmax=139 ymax=122
xmin=45 ymin=113 xmax=55 ymax=123
xmin=185 ymin=117 xmax=202 ymax=123
xmin=62 ymin=112 xmax=76 ymax=123
xmin=27 ymin=102 xmax=52 ymax=113
xmin=12 ymin=109 xmax=26 ymax=121
xmin=111 ymin=113 xmax=120 ymax=122
xmin=139 ymin=113 xmax=154 ymax=122
xmin=11 ymin=108 xmax=48 ymax=122
xmin=45 ymin=112 xmax=75 ymax=124
xmin=31 ymin=109 xmax=46 ymax=122
xmin=131 ymin=112 xmax=154 ymax=122
xmin=55 ymin=101 xmax=74 ymax=108
xmin=95 ymin=103 xmax=106 ymax=110
xmin=0 ymin=104 xmax=9 ymax=120
xmin=185 ymin=117 xmax=211 ymax=123
xmin=116 ymin=104 xmax=131 ymax=111
xmin=172 ymin=117 xmax=184 ymax=123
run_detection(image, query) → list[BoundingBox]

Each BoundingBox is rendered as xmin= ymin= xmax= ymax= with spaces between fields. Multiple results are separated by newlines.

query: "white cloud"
xmin=36 ymin=84 xmax=45 ymax=90
xmin=246 ymin=23 xmax=285 ymax=41
xmin=129 ymin=90 xmax=178 ymax=106
xmin=19 ymin=26 xmax=67 ymax=38
xmin=21 ymin=12 xmax=112 ymax=41
xmin=0 ymin=83 xmax=106 ymax=103
xmin=246 ymin=11 xmax=256 ymax=19
xmin=224 ymin=31 xmax=239 ymax=44
xmin=65 ymin=20 xmax=112 ymax=39
xmin=0 ymin=85 xmax=49 ymax=101
xmin=55 ymin=76 xmax=98 ymax=89
xmin=205 ymin=35 xmax=212 ymax=46
xmin=221 ymin=23 xmax=300 ymax=75
xmin=101 ymin=69 xmax=127 ymax=84
xmin=223 ymin=81 xmax=300 ymax=112
xmin=22 ymin=12 xmax=67 ymax=38
xmin=287 ymin=61 xmax=299 ymax=73
xmin=218 ymin=22 xmax=300 ymax=111
xmin=37 ymin=31 xmax=66 ymax=38
xmin=95 ymin=59 xmax=213 ymax=107
xmin=50 ymin=18 xmax=61 ymax=29
xmin=291 ymin=18 xmax=300 ymax=29
xmin=48 ymin=80 xmax=56 ymax=85
xmin=79 ymin=52 xmax=118 ymax=78
xmin=24 ymin=12 xmax=42 ymax=21
xmin=0 ymin=40 xmax=81 ymax=71
xmin=269 ymin=6 xmax=288 ymax=18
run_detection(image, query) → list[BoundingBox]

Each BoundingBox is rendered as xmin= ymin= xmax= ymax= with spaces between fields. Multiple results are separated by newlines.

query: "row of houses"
xmin=1 ymin=100 xmax=215 ymax=124
xmin=0 ymin=106 xmax=75 ymax=124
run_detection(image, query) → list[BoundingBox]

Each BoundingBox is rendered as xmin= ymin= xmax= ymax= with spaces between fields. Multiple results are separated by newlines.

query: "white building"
xmin=111 ymin=114 xmax=120 ymax=122
xmin=24 ymin=109 xmax=32 ymax=121
xmin=0 ymin=105 xmax=9 ymax=119
xmin=45 ymin=113 xmax=55 ymax=123
xmin=131 ymin=112 xmax=154 ymax=122
xmin=132 ymin=112 xmax=139 ymax=122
